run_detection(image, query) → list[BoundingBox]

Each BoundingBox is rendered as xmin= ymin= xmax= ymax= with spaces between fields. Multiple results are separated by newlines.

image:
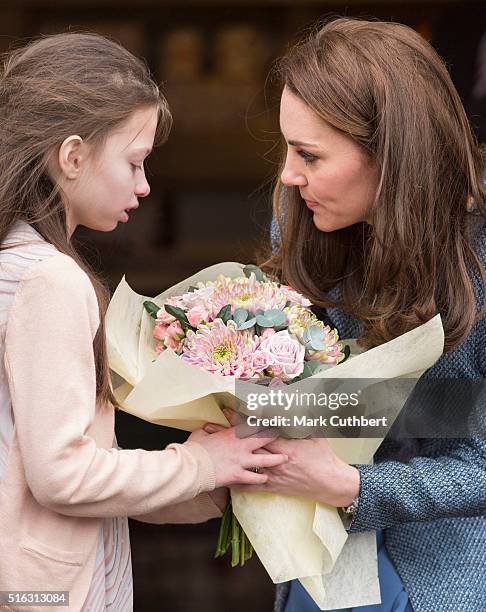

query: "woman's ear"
xmin=57 ymin=135 xmax=85 ymax=180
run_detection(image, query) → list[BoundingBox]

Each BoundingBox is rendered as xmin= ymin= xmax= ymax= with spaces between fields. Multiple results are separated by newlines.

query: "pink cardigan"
xmin=0 ymin=224 xmax=221 ymax=611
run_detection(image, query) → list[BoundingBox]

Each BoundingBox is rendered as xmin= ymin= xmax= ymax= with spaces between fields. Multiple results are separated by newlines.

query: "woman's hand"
xmin=237 ymin=437 xmax=360 ymax=507
xmin=204 ymin=409 xmax=359 ymax=508
xmin=187 ymin=418 xmax=288 ymax=489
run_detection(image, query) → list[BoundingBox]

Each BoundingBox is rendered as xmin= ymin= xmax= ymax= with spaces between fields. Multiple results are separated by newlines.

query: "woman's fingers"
xmin=239 ymin=470 xmax=269 ymax=486
xmin=246 ymin=430 xmax=279 ymax=449
xmin=232 ymin=482 xmax=267 ymax=492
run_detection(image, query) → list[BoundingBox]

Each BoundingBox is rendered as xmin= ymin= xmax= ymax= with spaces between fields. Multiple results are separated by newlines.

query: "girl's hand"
xmin=205 ymin=409 xmax=359 ymax=508
xmin=187 ymin=420 xmax=288 ymax=489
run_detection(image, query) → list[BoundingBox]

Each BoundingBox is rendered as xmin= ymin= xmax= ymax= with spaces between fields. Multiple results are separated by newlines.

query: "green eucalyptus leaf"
xmin=256 ymin=314 xmax=274 ymax=327
xmin=243 ymin=264 xmax=265 ymax=282
xmin=263 ymin=309 xmax=286 ymax=326
xmin=143 ymin=300 xmax=160 ymax=320
xmin=294 ymin=360 xmax=330 ymax=382
xmin=233 ymin=308 xmax=249 ymax=326
xmin=216 ymin=304 xmax=232 ymax=324
xmin=238 ymin=317 xmax=257 ymax=330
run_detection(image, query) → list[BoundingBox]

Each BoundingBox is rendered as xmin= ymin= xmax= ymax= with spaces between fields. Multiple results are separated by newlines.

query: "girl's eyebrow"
xmin=130 ymin=146 xmax=152 ymax=156
xmin=288 ymin=139 xmax=318 ymax=148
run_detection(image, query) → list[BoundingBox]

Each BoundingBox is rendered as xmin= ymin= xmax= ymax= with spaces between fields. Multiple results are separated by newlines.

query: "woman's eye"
xmin=131 ymin=163 xmax=143 ymax=171
xmin=297 ymin=150 xmax=317 ymax=165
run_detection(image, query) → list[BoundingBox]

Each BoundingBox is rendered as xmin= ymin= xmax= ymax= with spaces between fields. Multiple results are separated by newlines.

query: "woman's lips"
xmin=304 ymin=199 xmax=320 ymax=209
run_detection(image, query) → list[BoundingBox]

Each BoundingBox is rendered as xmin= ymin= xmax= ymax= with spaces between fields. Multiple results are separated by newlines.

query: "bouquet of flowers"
xmin=142 ymin=264 xmax=349 ymax=565
xmin=144 ymin=264 xmax=348 ymax=381
xmin=106 ymin=261 xmax=444 ymax=610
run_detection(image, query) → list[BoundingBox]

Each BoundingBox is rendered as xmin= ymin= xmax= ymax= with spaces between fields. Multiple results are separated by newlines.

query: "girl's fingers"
xmin=222 ymin=407 xmax=243 ymax=426
xmin=250 ymin=453 xmax=288 ymax=469
xmin=203 ymin=423 xmax=225 ymax=434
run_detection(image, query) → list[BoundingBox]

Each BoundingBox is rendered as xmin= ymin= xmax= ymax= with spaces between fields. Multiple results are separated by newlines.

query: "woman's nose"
xmin=280 ymin=159 xmax=307 ymax=187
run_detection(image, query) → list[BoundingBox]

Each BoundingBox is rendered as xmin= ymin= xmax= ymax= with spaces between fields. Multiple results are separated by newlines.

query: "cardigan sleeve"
xmin=104 ymin=437 xmax=223 ymax=524
xmin=130 ymin=493 xmax=223 ymax=524
xmin=4 ymin=254 xmax=217 ymax=518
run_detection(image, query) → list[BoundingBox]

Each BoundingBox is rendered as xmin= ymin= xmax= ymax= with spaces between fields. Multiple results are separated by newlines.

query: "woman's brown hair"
xmin=264 ymin=17 xmax=486 ymax=352
xmin=0 ymin=32 xmax=172 ymax=405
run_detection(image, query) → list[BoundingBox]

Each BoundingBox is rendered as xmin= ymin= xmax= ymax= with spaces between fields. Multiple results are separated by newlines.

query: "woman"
xmin=227 ymin=17 xmax=486 ymax=612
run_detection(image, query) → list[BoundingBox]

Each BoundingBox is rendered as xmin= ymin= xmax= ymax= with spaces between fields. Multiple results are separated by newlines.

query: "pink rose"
xmin=153 ymin=322 xmax=169 ymax=340
xmin=260 ymin=330 xmax=305 ymax=379
xmin=187 ymin=305 xmax=209 ymax=327
xmin=260 ymin=328 xmax=276 ymax=340
xmin=251 ymin=350 xmax=271 ymax=373
xmin=157 ymin=306 xmax=177 ymax=325
xmin=268 ymin=363 xmax=284 ymax=377
xmin=163 ymin=321 xmax=185 ymax=351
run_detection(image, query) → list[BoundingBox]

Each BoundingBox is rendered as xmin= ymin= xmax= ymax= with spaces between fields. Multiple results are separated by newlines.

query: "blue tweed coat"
xmin=272 ymin=219 xmax=486 ymax=612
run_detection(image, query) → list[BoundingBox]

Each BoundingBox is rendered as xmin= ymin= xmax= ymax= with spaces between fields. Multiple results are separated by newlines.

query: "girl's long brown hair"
xmin=264 ymin=17 xmax=486 ymax=352
xmin=0 ymin=33 xmax=172 ymax=406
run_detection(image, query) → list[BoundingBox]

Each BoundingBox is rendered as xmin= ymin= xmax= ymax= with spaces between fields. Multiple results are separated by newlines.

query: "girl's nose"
xmin=135 ymin=175 xmax=150 ymax=198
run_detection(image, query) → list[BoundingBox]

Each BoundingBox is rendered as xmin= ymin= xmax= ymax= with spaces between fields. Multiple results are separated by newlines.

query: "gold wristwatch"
xmin=338 ymin=496 xmax=359 ymax=529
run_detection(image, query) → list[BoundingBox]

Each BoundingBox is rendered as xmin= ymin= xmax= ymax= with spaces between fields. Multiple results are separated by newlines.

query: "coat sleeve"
xmin=347 ymin=436 xmax=486 ymax=532
xmin=4 ymin=254 xmax=217 ymax=518
xmin=347 ymin=313 xmax=486 ymax=532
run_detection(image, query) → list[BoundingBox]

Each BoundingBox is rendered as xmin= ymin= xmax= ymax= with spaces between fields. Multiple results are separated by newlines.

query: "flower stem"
xmin=214 ymin=500 xmax=254 ymax=566
xmin=231 ymin=510 xmax=240 ymax=567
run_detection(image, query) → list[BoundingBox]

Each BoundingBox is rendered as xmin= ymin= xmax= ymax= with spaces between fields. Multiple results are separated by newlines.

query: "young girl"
xmin=0 ymin=33 xmax=287 ymax=611
xmin=214 ymin=17 xmax=486 ymax=612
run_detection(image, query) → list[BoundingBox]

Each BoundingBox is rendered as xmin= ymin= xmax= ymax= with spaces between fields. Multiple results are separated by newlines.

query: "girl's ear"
xmin=58 ymin=135 xmax=85 ymax=179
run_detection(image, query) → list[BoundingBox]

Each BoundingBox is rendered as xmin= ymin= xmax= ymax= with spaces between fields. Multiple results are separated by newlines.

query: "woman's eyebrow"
xmin=287 ymin=139 xmax=319 ymax=148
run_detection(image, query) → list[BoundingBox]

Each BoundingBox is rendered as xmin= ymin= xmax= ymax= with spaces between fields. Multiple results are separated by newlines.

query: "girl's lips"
xmin=121 ymin=211 xmax=129 ymax=222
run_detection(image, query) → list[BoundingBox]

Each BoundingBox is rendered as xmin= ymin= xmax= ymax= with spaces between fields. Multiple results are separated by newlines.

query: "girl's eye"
xmin=297 ymin=150 xmax=318 ymax=165
xmin=131 ymin=163 xmax=143 ymax=171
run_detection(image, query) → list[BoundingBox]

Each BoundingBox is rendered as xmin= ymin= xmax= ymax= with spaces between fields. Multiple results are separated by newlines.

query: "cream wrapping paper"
xmin=106 ymin=262 xmax=444 ymax=610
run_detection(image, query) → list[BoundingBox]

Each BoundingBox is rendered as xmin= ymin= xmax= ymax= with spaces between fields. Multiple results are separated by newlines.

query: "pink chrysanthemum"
xmin=181 ymin=319 xmax=259 ymax=378
xmin=204 ymin=275 xmax=289 ymax=317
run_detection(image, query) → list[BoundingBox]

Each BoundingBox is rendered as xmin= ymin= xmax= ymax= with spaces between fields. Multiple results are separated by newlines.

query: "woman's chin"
xmin=312 ymin=212 xmax=351 ymax=233
xmin=312 ymin=216 xmax=339 ymax=233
